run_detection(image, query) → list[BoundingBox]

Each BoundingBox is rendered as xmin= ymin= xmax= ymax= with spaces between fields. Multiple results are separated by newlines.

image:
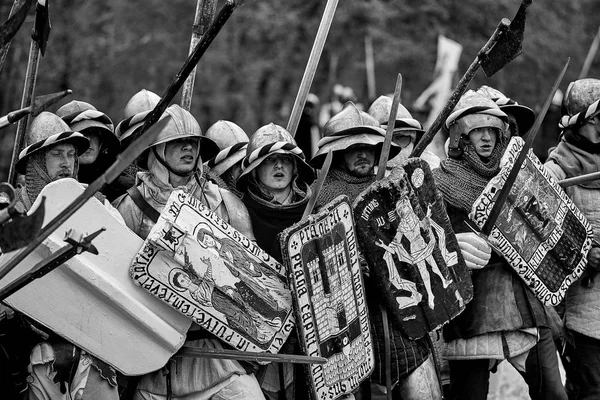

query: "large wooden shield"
xmin=0 ymin=179 xmax=191 ymax=375
xmin=280 ymin=196 xmax=374 ymax=400
xmin=131 ymin=190 xmax=294 ymax=353
xmin=354 ymin=158 xmax=473 ymax=340
xmin=470 ymin=137 xmax=593 ymax=306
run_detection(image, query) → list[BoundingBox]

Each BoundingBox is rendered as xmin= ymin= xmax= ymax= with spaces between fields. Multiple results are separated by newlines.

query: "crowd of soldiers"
xmin=1 ymin=75 xmax=600 ymax=400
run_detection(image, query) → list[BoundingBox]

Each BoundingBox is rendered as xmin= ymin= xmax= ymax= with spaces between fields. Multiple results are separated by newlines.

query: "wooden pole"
xmin=579 ymin=25 xmax=600 ymax=80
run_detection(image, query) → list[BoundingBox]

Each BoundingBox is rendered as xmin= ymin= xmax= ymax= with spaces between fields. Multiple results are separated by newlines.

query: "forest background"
xmin=0 ymin=0 xmax=599 ymax=180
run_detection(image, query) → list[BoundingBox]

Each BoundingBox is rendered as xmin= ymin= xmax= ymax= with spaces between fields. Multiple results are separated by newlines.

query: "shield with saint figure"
xmin=354 ymin=158 xmax=473 ymax=340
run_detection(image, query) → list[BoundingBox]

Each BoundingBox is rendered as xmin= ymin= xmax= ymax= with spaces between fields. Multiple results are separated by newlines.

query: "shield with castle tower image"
xmin=130 ymin=190 xmax=295 ymax=353
xmin=354 ymin=158 xmax=473 ymax=340
xmin=280 ymin=196 xmax=374 ymax=400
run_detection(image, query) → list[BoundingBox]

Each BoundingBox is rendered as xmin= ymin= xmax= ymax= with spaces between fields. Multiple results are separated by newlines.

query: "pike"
xmin=287 ymin=0 xmax=339 ymax=137
xmin=0 ymin=89 xmax=71 ymax=129
xmin=559 ymin=171 xmax=600 ymax=188
xmin=376 ymin=73 xmax=403 ymax=181
xmin=411 ymin=0 xmax=533 ymax=158
xmin=578 ymin=25 xmax=600 ymax=80
xmin=0 ymin=0 xmax=244 ymax=283
xmin=0 ymin=0 xmax=34 ymax=72
xmin=0 ymin=228 xmax=104 ymax=301
xmin=480 ymin=58 xmax=570 ymax=236
xmin=8 ymin=0 xmax=51 ymax=185
xmin=301 ymin=150 xmax=332 ymax=219
xmin=180 ymin=0 xmax=218 ymax=110
xmin=177 ymin=346 xmax=327 ymax=365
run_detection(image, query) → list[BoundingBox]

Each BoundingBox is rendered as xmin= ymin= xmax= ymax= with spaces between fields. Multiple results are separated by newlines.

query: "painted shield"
xmin=354 ymin=158 xmax=473 ymax=340
xmin=0 ymin=179 xmax=191 ymax=375
xmin=131 ymin=190 xmax=294 ymax=353
xmin=280 ymin=196 xmax=374 ymax=400
xmin=470 ymin=137 xmax=593 ymax=306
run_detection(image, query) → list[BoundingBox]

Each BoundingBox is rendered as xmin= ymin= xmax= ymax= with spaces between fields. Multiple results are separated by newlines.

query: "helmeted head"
xmin=236 ymin=123 xmax=315 ymax=194
xmin=367 ymin=95 xmax=424 ymax=164
xmin=311 ymin=101 xmax=400 ymax=176
xmin=16 ymin=112 xmax=89 ymax=203
xmin=476 ymin=86 xmax=535 ymax=138
xmin=446 ymin=90 xmax=508 ymax=159
xmin=204 ymin=120 xmax=249 ymax=183
xmin=115 ymin=89 xmax=161 ymax=148
xmin=56 ymin=100 xmax=119 ymax=165
xmin=138 ymin=105 xmax=219 ymax=183
xmin=559 ymin=78 xmax=600 ymax=146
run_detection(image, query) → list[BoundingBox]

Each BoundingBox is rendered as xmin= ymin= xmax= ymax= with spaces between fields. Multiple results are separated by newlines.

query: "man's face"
xmin=468 ymin=127 xmax=497 ymax=159
xmin=164 ymin=138 xmax=200 ymax=175
xmin=45 ymin=143 xmax=77 ymax=181
xmin=79 ymin=130 xmax=101 ymax=165
xmin=342 ymin=144 xmax=375 ymax=177
xmin=256 ymin=154 xmax=294 ymax=192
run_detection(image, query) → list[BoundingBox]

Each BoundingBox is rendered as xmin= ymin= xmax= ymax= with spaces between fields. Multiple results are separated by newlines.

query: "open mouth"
xmin=181 ymin=155 xmax=194 ymax=163
xmin=273 ymin=172 xmax=285 ymax=178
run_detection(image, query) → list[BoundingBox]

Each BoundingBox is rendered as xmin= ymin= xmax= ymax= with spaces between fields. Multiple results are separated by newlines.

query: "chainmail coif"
xmin=433 ymin=139 xmax=507 ymax=214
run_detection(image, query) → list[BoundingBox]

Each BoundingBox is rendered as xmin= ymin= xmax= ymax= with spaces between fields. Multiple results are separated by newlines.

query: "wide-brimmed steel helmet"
xmin=559 ymin=78 xmax=600 ymax=130
xmin=311 ymin=101 xmax=400 ymax=169
xmin=56 ymin=100 xmax=120 ymax=158
xmin=236 ymin=123 xmax=315 ymax=191
xmin=367 ymin=95 xmax=424 ymax=133
xmin=115 ymin=89 xmax=161 ymax=146
xmin=16 ymin=112 xmax=89 ymax=174
xmin=476 ymin=85 xmax=535 ymax=137
xmin=205 ymin=120 xmax=249 ymax=176
xmin=446 ymin=90 xmax=508 ymax=158
xmin=137 ymin=104 xmax=219 ymax=170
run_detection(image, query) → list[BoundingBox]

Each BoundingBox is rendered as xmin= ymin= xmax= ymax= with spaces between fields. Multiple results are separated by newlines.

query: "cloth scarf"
xmin=433 ymin=141 xmax=506 ymax=214
xmin=547 ymin=139 xmax=600 ymax=189
xmin=316 ymin=167 xmax=375 ymax=208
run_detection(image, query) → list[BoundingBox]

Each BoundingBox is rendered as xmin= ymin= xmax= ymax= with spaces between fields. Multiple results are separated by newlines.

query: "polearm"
xmin=0 ymin=0 xmax=34 ymax=73
xmin=180 ymin=0 xmax=218 ymax=111
xmin=0 ymin=0 xmax=245 ymax=283
xmin=0 ymin=89 xmax=71 ymax=129
xmin=287 ymin=0 xmax=339 ymax=137
xmin=8 ymin=0 xmax=51 ymax=185
xmin=301 ymin=150 xmax=332 ymax=219
xmin=558 ymin=171 xmax=600 ymax=188
xmin=410 ymin=0 xmax=534 ymax=158
xmin=177 ymin=346 xmax=327 ymax=365
xmin=578 ymin=25 xmax=600 ymax=79
xmin=376 ymin=73 xmax=402 ymax=181
xmin=480 ymin=58 xmax=570 ymax=236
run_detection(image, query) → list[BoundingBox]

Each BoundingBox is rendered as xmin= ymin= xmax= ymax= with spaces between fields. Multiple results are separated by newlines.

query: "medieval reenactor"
xmin=113 ymin=104 xmax=264 ymax=399
xmin=367 ymin=95 xmax=426 ymax=171
xmin=55 ymin=100 xmax=121 ymax=199
xmin=236 ymin=123 xmax=315 ymax=400
xmin=204 ymin=120 xmax=249 ymax=198
xmin=544 ymin=78 xmax=600 ymax=399
xmin=432 ymin=90 xmax=567 ymax=400
xmin=475 ymin=85 xmax=536 ymax=139
xmin=310 ymin=102 xmax=442 ymax=399
xmin=12 ymin=111 xmax=120 ymax=399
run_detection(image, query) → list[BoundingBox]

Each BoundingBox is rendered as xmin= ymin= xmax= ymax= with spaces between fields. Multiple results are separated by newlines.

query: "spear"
xmin=0 ymin=0 xmax=245 ymax=283
xmin=559 ymin=171 xmax=600 ymax=188
xmin=287 ymin=0 xmax=339 ymax=137
xmin=180 ymin=0 xmax=218 ymax=111
xmin=578 ymin=25 xmax=600 ymax=80
xmin=376 ymin=73 xmax=403 ymax=181
xmin=7 ymin=0 xmax=51 ymax=185
xmin=411 ymin=0 xmax=533 ymax=158
xmin=0 ymin=0 xmax=34 ymax=73
xmin=0 ymin=89 xmax=71 ymax=129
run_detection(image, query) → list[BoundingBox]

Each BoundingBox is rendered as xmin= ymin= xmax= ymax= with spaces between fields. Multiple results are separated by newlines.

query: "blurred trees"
xmin=0 ymin=0 xmax=599 ymax=179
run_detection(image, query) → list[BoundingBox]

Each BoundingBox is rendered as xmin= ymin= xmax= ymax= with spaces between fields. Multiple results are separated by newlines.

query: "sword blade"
xmin=302 ymin=150 xmax=333 ymax=219
xmin=376 ymin=73 xmax=402 ymax=181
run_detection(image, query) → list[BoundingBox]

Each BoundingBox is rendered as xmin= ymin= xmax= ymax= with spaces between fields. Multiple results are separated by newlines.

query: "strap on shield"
xmin=127 ymin=186 xmax=160 ymax=223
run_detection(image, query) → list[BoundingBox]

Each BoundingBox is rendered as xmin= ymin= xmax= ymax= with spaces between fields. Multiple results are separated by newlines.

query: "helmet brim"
xmin=16 ymin=132 xmax=89 ymax=175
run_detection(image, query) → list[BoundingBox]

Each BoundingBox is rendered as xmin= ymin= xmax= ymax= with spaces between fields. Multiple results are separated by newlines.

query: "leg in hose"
xmin=396 ymin=355 xmax=441 ymax=400
xmin=448 ymin=358 xmax=490 ymax=400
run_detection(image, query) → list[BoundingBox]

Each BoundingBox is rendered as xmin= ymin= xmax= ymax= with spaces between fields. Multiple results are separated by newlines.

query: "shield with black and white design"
xmin=470 ymin=137 xmax=593 ymax=306
xmin=280 ymin=196 xmax=374 ymax=400
xmin=131 ymin=190 xmax=295 ymax=353
xmin=354 ymin=158 xmax=473 ymax=340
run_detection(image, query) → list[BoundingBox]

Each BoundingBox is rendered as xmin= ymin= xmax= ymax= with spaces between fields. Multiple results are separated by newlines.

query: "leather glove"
xmin=456 ymin=232 xmax=492 ymax=270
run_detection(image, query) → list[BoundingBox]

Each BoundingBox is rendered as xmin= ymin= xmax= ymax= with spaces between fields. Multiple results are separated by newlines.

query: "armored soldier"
xmin=433 ymin=90 xmax=566 ymax=400
xmin=236 ymin=123 xmax=315 ymax=400
xmin=476 ymin=85 xmax=536 ymax=139
xmin=205 ymin=120 xmax=249 ymax=198
xmin=113 ymin=104 xmax=263 ymax=399
xmin=545 ymin=78 xmax=600 ymax=400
